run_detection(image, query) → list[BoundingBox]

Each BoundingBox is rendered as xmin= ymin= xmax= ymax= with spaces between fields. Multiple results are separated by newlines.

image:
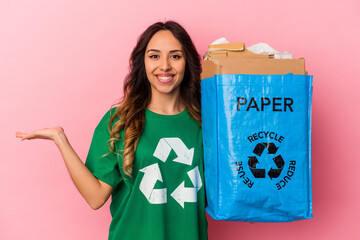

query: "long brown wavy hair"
xmin=108 ymin=21 xmax=202 ymax=177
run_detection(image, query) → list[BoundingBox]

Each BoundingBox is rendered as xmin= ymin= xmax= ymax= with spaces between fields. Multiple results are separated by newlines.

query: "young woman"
xmin=16 ymin=21 xmax=208 ymax=240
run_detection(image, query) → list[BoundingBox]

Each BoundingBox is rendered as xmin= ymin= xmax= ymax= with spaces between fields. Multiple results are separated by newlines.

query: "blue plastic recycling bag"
xmin=201 ymin=73 xmax=313 ymax=222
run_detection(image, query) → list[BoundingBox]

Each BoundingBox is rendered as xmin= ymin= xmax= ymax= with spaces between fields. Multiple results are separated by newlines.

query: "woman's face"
xmin=144 ymin=30 xmax=186 ymax=97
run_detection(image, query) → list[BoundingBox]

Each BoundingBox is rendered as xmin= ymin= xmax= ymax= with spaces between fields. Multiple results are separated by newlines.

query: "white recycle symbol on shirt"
xmin=139 ymin=138 xmax=203 ymax=208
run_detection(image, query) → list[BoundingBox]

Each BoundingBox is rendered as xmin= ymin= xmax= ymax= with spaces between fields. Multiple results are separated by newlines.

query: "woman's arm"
xmin=16 ymin=127 xmax=113 ymax=210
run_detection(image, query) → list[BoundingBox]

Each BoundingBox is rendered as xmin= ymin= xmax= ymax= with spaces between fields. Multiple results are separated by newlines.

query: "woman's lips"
xmin=156 ymin=75 xmax=175 ymax=83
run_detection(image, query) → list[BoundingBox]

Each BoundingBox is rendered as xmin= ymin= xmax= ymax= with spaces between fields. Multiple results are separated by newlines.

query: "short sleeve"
xmin=85 ymin=108 xmax=122 ymax=188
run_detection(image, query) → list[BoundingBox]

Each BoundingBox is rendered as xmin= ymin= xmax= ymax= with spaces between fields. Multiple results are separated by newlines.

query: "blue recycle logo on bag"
xmin=201 ymin=73 xmax=313 ymax=222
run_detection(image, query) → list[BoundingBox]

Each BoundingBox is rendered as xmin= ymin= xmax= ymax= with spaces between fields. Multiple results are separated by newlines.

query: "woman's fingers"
xmin=16 ymin=131 xmax=39 ymax=140
xmin=15 ymin=132 xmax=23 ymax=140
xmin=15 ymin=132 xmax=30 ymax=140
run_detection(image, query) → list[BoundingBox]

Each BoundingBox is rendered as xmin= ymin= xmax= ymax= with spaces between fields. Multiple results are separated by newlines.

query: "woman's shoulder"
xmin=95 ymin=106 xmax=120 ymax=131
xmin=105 ymin=105 xmax=122 ymax=118
xmin=104 ymin=106 xmax=119 ymax=120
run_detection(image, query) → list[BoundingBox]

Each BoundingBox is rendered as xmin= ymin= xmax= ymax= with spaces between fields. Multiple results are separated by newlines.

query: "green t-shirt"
xmin=85 ymin=107 xmax=208 ymax=240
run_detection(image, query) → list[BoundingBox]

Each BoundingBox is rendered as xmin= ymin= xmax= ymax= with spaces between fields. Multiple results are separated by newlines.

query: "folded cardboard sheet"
xmin=201 ymin=42 xmax=307 ymax=79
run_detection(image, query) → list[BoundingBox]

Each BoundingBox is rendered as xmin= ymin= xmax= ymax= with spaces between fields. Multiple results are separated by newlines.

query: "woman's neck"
xmin=147 ymin=90 xmax=185 ymax=115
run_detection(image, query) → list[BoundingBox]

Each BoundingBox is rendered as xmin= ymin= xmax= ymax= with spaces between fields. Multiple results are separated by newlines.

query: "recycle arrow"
xmin=171 ymin=166 xmax=203 ymax=208
xmin=139 ymin=163 xmax=167 ymax=204
xmin=268 ymin=155 xmax=285 ymax=179
xmin=153 ymin=138 xmax=194 ymax=165
xmin=248 ymin=156 xmax=266 ymax=178
xmin=253 ymin=142 xmax=279 ymax=156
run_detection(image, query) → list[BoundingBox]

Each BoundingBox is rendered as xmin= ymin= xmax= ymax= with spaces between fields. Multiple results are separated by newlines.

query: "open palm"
xmin=16 ymin=126 xmax=64 ymax=141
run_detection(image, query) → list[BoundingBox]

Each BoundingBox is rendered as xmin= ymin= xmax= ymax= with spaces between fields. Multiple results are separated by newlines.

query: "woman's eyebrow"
xmin=146 ymin=49 xmax=183 ymax=53
xmin=147 ymin=49 xmax=160 ymax=53
xmin=169 ymin=50 xmax=183 ymax=53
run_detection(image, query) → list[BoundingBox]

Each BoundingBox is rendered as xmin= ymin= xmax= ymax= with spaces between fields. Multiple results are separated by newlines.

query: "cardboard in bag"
xmin=201 ymin=42 xmax=307 ymax=79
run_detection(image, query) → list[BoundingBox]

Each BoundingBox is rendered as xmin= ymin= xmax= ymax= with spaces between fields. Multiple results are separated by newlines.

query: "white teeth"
xmin=158 ymin=76 xmax=172 ymax=80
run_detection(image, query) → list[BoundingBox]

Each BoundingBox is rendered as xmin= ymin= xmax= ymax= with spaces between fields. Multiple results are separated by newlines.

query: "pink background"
xmin=1 ymin=0 xmax=359 ymax=239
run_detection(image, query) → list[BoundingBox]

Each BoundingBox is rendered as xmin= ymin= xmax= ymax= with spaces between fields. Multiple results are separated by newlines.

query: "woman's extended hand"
xmin=16 ymin=126 xmax=65 ymax=142
xmin=16 ymin=126 xmax=113 ymax=209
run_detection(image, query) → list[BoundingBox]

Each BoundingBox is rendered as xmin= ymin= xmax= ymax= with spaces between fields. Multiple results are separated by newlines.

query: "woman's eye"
xmin=149 ymin=55 xmax=159 ymax=59
xmin=171 ymin=55 xmax=181 ymax=59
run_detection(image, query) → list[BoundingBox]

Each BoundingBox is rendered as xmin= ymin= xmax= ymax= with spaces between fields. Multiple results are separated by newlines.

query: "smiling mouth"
xmin=156 ymin=75 xmax=175 ymax=83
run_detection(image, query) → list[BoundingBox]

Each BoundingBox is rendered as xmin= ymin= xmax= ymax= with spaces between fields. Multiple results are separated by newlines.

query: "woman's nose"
xmin=160 ymin=57 xmax=171 ymax=71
